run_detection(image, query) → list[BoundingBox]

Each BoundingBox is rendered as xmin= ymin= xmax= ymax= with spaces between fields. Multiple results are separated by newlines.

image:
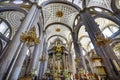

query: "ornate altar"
xmin=47 ymin=39 xmax=69 ymax=78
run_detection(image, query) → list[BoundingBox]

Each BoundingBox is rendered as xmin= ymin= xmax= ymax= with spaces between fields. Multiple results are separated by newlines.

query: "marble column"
xmin=9 ymin=44 xmax=28 ymax=80
xmin=41 ymin=42 xmax=48 ymax=76
xmin=38 ymin=53 xmax=46 ymax=79
xmin=5 ymin=44 xmax=23 ymax=80
xmin=26 ymin=8 xmax=42 ymax=74
xmin=10 ymin=6 xmax=39 ymax=80
xmin=38 ymin=61 xmax=45 ymax=79
xmin=72 ymin=32 xmax=81 ymax=57
xmin=6 ymin=4 xmax=40 ymax=79
xmin=39 ymin=42 xmax=48 ymax=79
xmin=6 ymin=3 xmax=37 ymax=79
xmin=78 ymin=43 xmax=88 ymax=73
xmin=80 ymin=10 xmax=120 ymax=79
xmin=38 ymin=33 xmax=46 ymax=79
xmin=29 ymin=9 xmax=44 ymax=78
xmin=0 ymin=4 xmax=38 ymax=80
xmin=43 ymin=51 xmax=49 ymax=74
xmin=31 ymin=35 xmax=44 ymax=77
xmin=72 ymin=32 xmax=84 ymax=70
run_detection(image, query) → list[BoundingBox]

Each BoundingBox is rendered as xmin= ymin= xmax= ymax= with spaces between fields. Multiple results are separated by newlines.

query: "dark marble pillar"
xmin=72 ymin=32 xmax=84 ymax=72
xmin=0 ymin=4 xmax=38 ymax=80
xmin=80 ymin=10 xmax=120 ymax=79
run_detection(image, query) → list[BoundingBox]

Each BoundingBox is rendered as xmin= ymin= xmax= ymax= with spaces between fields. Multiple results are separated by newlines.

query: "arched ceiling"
xmin=42 ymin=2 xmax=79 ymax=29
xmin=78 ymin=18 xmax=120 ymax=51
xmin=42 ymin=1 xmax=80 ymax=45
xmin=45 ymin=24 xmax=71 ymax=44
xmin=0 ymin=11 xmax=25 ymax=30
xmin=0 ymin=0 xmax=119 ymax=52
xmin=40 ymin=0 xmax=118 ymax=50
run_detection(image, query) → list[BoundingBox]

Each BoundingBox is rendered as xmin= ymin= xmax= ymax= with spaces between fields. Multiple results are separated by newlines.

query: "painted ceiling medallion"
xmin=56 ymin=28 xmax=61 ymax=32
xmin=56 ymin=11 xmax=63 ymax=17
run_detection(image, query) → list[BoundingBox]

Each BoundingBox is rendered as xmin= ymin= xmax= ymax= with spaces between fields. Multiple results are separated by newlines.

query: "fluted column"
xmin=0 ymin=4 xmax=38 ymax=80
xmin=9 ymin=44 xmax=28 ymax=80
xmin=38 ymin=52 xmax=47 ymax=79
xmin=80 ymin=10 xmax=120 ymax=79
xmin=38 ymin=53 xmax=46 ymax=79
xmin=38 ymin=61 xmax=44 ymax=79
xmin=27 ymin=8 xmax=42 ymax=74
xmin=31 ymin=30 xmax=45 ymax=78
xmin=5 ymin=4 xmax=40 ymax=80
xmin=39 ymin=41 xmax=48 ymax=79
xmin=38 ymin=32 xmax=46 ymax=79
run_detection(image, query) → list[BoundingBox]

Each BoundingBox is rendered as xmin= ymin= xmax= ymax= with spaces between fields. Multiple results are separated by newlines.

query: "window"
xmin=102 ymin=25 xmax=119 ymax=37
xmin=103 ymin=28 xmax=113 ymax=37
xmin=0 ymin=22 xmax=8 ymax=34
xmin=109 ymin=25 xmax=119 ymax=33
xmin=87 ymin=42 xmax=94 ymax=51
xmin=13 ymin=0 xmax=23 ymax=4
xmin=94 ymin=8 xmax=103 ymax=12
xmin=75 ymin=19 xmax=78 ymax=26
xmin=0 ymin=21 xmax=10 ymax=38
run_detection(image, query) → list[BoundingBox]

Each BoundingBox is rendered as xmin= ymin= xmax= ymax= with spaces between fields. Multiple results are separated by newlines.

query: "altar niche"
xmin=47 ymin=39 xmax=70 ymax=79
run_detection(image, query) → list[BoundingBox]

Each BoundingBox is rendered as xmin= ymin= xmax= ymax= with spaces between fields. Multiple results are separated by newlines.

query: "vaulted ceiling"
xmin=42 ymin=1 xmax=79 ymax=45
xmin=0 ymin=0 xmax=119 ymax=53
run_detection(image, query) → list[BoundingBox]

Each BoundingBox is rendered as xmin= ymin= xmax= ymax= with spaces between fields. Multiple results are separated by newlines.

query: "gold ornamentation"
xmin=19 ymin=76 xmax=32 ymax=80
xmin=55 ymin=45 xmax=62 ymax=52
xmin=95 ymin=31 xmax=111 ymax=47
xmin=91 ymin=54 xmax=101 ymax=61
xmin=56 ymin=28 xmax=61 ymax=32
xmin=19 ymin=73 xmax=33 ymax=80
xmin=75 ymin=58 xmax=80 ymax=63
xmin=90 ymin=51 xmax=106 ymax=75
xmin=40 ymin=55 xmax=46 ymax=61
xmin=56 ymin=11 xmax=63 ymax=17
xmin=20 ymin=27 xmax=39 ymax=47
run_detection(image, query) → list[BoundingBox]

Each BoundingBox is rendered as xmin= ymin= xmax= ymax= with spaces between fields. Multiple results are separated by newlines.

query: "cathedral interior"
xmin=0 ymin=0 xmax=120 ymax=80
